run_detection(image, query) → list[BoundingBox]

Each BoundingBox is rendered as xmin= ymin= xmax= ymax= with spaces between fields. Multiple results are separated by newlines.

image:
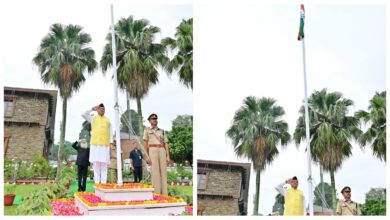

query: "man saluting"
xmin=275 ymin=176 xmax=305 ymax=216
xmin=82 ymin=103 xmax=112 ymax=184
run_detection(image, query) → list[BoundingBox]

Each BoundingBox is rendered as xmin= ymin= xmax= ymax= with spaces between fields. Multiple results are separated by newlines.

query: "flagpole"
xmin=302 ymin=36 xmax=314 ymax=217
xmin=110 ymin=4 xmax=123 ymax=186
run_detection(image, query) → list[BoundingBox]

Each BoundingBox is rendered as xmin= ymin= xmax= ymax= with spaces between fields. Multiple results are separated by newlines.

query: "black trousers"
xmin=77 ymin=165 xmax=88 ymax=191
xmin=133 ymin=166 xmax=143 ymax=183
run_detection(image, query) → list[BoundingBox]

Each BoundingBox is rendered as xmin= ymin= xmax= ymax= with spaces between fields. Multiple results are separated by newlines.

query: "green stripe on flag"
xmin=298 ymin=4 xmax=305 ymax=41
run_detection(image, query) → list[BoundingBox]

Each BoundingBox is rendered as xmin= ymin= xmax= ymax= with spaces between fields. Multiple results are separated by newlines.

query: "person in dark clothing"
xmin=72 ymin=138 xmax=90 ymax=191
xmin=129 ymin=145 xmax=144 ymax=183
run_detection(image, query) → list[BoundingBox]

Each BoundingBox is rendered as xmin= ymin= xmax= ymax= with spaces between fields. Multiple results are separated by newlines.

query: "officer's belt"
xmin=149 ymin=144 xmax=164 ymax=148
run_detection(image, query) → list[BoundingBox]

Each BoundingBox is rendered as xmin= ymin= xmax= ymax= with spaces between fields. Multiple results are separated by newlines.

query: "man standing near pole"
xmin=82 ymin=103 xmax=112 ymax=184
xmin=298 ymin=4 xmax=314 ymax=216
xmin=144 ymin=113 xmax=170 ymax=195
xmin=276 ymin=176 xmax=305 ymax=216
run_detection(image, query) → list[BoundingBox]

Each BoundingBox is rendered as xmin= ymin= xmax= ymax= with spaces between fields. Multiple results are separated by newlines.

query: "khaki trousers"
xmin=108 ymin=168 xmax=117 ymax=183
xmin=149 ymin=147 xmax=167 ymax=195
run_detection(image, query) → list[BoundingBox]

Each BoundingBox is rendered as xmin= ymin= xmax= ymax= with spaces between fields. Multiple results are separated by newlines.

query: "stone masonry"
xmin=4 ymin=87 xmax=57 ymax=162
xmin=197 ymin=168 xmax=243 ymax=215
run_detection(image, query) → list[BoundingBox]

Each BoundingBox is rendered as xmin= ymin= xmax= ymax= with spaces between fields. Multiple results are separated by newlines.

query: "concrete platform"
xmin=75 ymin=195 xmax=186 ymax=216
xmin=94 ymin=186 xmax=154 ymax=201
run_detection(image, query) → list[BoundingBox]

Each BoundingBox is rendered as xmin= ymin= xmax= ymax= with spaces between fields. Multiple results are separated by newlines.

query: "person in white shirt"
xmin=82 ymin=103 xmax=112 ymax=184
xmin=275 ymin=176 xmax=306 ymax=216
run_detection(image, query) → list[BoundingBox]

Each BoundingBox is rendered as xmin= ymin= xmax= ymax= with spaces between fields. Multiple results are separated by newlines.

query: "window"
xmin=198 ymin=172 xmax=209 ymax=190
xmin=4 ymin=97 xmax=15 ymax=117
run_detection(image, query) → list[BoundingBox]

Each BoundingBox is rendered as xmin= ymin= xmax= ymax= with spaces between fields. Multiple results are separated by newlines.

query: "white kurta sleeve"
xmin=275 ymin=182 xmax=287 ymax=196
xmin=82 ymin=110 xmax=93 ymax=123
xmin=303 ymin=195 xmax=306 ymax=215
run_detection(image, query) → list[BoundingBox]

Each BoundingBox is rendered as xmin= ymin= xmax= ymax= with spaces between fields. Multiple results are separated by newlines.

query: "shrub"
xmin=31 ymin=155 xmax=50 ymax=178
xmin=167 ymin=171 xmax=178 ymax=182
xmin=4 ymin=158 xmax=15 ymax=180
xmin=16 ymin=183 xmax=55 ymax=215
xmin=16 ymin=160 xmax=33 ymax=180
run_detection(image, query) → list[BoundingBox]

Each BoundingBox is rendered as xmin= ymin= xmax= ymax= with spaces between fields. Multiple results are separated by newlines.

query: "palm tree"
xmin=162 ymin=18 xmax=193 ymax=89
xmin=355 ymin=91 xmax=386 ymax=161
xmin=226 ymin=96 xmax=290 ymax=215
xmin=33 ymin=23 xmax=97 ymax=181
xmin=293 ymin=89 xmax=361 ymax=213
xmin=100 ymin=16 xmax=168 ymax=144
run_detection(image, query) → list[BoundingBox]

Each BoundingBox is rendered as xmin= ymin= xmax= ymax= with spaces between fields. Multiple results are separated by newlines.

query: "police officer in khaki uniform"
xmin=336 ymin=186 xmax=361 ymax=216
xmin=108 ymin=140 xmax=118 ymax=183
xmin=143 ymin=113 xmax=171 ymax=195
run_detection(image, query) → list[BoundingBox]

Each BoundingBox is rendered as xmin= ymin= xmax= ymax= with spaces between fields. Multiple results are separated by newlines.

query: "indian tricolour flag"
xmin=297 ymin=4 xmax=305 ymax=41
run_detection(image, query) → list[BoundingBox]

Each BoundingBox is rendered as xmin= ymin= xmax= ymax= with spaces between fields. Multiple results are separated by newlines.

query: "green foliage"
xmin=16 ymin=183 xmax=56 ymax=216
xmin=48 ymin=166 xmax=57 ymax=180
xmin=176 ymin=164 xmax=192 ymax=180
xmin=168 ymin=186 xmax=193 ymax=205
xmin=167 ymin=171 xmax=179 ymax=182
xmin=59 ymin=166 xmax=77 ymax=185
xmin=162 ymin=18 xmax=193 ymax=89
xmin=49 ymin=141 xmax=77 ymax=161
xmin=16 ymin=160 xmax=33 ymax=180
xmin=120 ymin=109 xmax=143 ymax=134
xmin=361 ymin=199 xmax=386 ymax=216
xmin=314 ymin=182 xmax=334 ymax=208
xmin=4 ymin=157 xmax=15 ymax=180
xmin=272 ymin=193 xmax=285 ymax=215
xmin=31 ymin=155 xmax=50 ymax=178
xmin=293 ymin=89 xmax=360 ymax=212
xmin=361 ymin=188 xmax=386 ymax=216
xmin=226 ymin=96 xmax=290 ymax=215
xmin=168 ymin=123 xmax=193 ymax=165
xmin=15 ymin=167 xmax=74 ymax=215
xmin=4 ymin=183 xmax=17 ymax=195
xmin=356 ymin=91 xmax=386 ymax=161
xmin=172 ymin=115 xmax=193 ymax=127
xmin=365 ymin=188 xmax=386 ymax=200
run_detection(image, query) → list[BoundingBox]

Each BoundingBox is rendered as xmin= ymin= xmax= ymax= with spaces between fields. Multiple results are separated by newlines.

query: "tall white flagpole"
xmin=302 ymin=37 xmax=313 ymax=216
xmin=299 ymin=4 xmax=313 ymax=216
xmin=110 ymin=4 xmax=123 ymax=186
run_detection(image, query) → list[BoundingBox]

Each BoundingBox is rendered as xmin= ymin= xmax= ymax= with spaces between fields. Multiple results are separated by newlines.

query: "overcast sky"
xmin=1 ymin=1 xmax=192 ymax=144
xmin=195 ymin=3 xmax=385 ymax=215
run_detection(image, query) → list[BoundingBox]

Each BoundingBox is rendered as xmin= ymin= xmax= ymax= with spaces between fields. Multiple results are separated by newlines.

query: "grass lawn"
xmin=4 ymin=183 xmax=41 ymax=216
xmin=169 ymin=185 xmax=192 ymax=196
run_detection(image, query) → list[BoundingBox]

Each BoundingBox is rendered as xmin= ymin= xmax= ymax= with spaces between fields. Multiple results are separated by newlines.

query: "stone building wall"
xmin=4 ymin=95 xmax=49 ymax=162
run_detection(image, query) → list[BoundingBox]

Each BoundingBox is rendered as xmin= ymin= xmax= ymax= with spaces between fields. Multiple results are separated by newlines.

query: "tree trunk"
xmin=330 ymin=170 xmax=337 ymax=214
xmin=136 ymin=97 xmax=144 ymax=149
xmin=126 ymin=92 xmax=132 ymax=138
xmin=55 ymin=97 xmax=67 ymax=182
xmin=136 ymin=97 xmax=148 ymax=180
xmin=320 ymin=165 xmax=324 ymax=211
xmin=253 ymin=170 xmax=261 ymax=215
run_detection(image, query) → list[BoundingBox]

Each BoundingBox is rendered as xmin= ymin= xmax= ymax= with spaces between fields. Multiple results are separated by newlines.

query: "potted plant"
xmin=4 ymin=183 xmax=17 ymax=206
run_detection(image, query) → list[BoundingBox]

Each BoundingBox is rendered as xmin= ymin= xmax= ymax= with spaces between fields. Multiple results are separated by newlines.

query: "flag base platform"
xmin=74 ymin=183 xmax=186 ymax=215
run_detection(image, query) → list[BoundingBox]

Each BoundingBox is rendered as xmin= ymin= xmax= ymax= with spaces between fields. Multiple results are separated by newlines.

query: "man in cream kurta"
xmin=82 ymin=103 xmax=112 ymax=184
xmin=275 ymin=176 xmax=306 ymax=216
